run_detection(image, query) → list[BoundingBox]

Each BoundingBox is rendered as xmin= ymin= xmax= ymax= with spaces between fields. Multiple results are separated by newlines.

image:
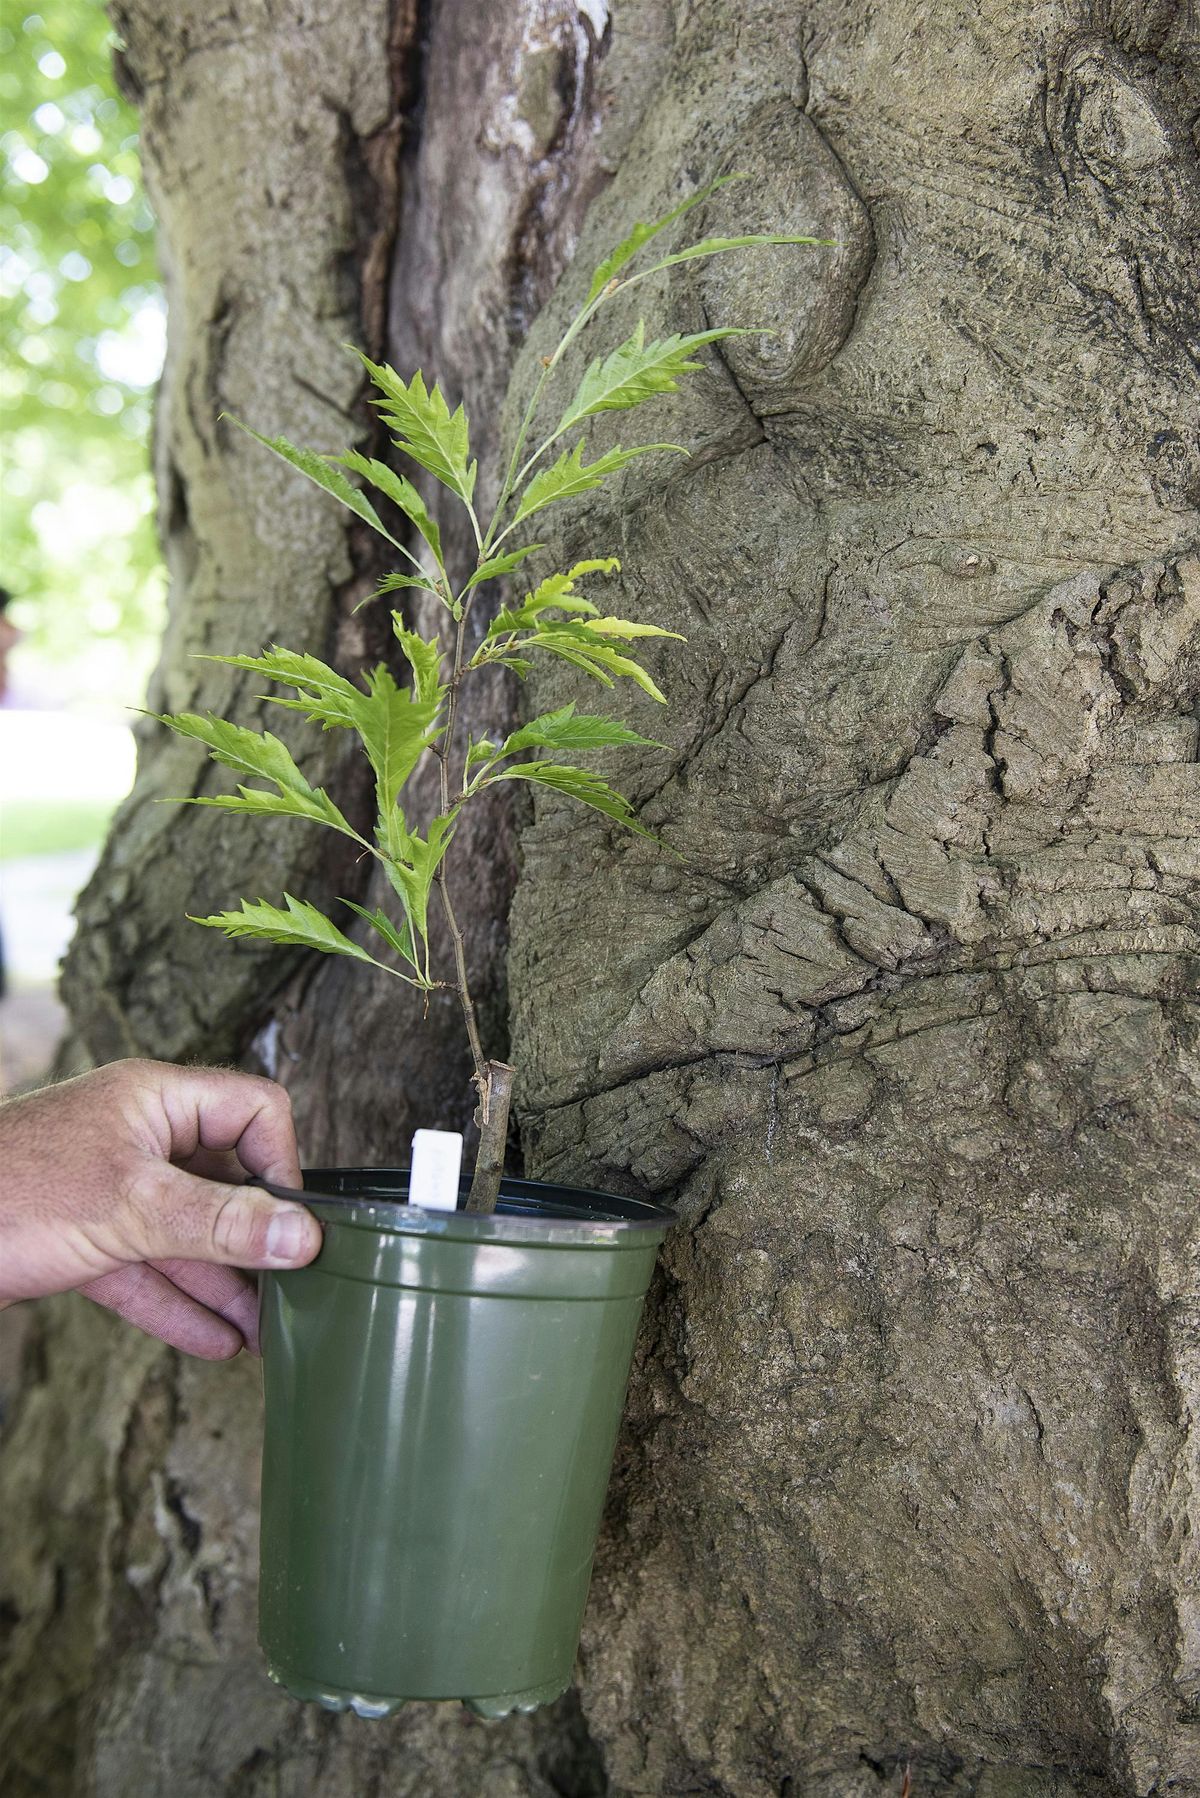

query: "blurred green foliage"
xmin=1 ymin=0 xmax=164 ymax=708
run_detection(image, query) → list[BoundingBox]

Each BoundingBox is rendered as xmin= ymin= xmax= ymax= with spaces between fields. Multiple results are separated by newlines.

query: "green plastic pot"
xmin=255 ymin=1168 xmax=674 ymax=1719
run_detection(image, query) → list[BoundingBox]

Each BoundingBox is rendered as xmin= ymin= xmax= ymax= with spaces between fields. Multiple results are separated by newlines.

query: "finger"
xmin=124 ymin=1161 xmax=322 ymax=1270
xmin=175 ymin=1144 xmax=246 ymax=1184
xmin=151 ymin=1258 xmax=261 ymax=1354
xmin=80 ymin=1264 xmax=245 ymax=1360
xmin=155 ymin=1068 xmax=303 ymax=1187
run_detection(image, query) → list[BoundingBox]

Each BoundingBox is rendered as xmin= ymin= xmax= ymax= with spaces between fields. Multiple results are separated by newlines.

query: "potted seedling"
xmin=159 ymin=178 xmax=825 ymax=1718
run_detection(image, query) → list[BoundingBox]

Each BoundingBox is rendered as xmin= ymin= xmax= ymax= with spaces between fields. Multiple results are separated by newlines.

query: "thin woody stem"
xmin=465 ymin=1059 xmax=515 ymax=1214
xmin=436 ymin=610 xmax=486 ymax=1085
xmin=435 ymin=604 xmax=513 ymax=1214
xmin=436 ymin=874 xmax=485 ymax=1080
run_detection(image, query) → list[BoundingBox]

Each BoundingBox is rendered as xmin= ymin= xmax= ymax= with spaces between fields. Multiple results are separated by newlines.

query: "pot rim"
xmin=256 ymin=1166 xmax=676 ymax=1246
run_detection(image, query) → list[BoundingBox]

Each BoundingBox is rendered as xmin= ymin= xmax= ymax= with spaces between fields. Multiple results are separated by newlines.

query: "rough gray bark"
xmin=2 ymin=2 xmax=1198 ymax=1794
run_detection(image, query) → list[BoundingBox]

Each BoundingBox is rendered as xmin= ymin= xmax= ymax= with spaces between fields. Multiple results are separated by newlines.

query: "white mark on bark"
xmin=576 ymin=0 xmax=609 ymax=33
xmin=252 ymin=1016 xmax=281 ymax=1079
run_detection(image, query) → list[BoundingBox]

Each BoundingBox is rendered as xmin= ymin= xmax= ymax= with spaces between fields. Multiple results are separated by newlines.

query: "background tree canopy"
xmin=0 ymin=0 xmax=162 ymax=707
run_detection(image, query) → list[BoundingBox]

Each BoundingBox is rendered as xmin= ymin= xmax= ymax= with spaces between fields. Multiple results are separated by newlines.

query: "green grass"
xmin=0 ymin=797 xmax=118 ymax=862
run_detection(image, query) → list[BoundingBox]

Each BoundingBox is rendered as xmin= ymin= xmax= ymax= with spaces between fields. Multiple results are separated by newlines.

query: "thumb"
xmin=126 ymin=1164 xmax=323 ymax=1270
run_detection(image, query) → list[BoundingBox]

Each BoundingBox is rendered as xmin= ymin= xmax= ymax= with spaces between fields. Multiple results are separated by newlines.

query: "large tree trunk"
xmin=2 ymin=2 xmax=1198 ymax=1793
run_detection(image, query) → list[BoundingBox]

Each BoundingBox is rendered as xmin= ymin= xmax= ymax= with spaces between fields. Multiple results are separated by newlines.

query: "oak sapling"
xmin=160 ymin=178 xmax=828 ymax=1214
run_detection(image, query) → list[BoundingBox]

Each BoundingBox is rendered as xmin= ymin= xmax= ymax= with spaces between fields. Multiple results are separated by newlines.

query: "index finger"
xmin=153 ymin=1066 xmax=303 ymax=1187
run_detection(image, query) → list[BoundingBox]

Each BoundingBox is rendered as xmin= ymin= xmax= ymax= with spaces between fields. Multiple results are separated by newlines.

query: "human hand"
xmin=0 ymin=1058 xmax=321 ymax=1359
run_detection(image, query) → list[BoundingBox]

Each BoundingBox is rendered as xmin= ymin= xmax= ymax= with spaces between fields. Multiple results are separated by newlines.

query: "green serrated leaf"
xmin=500 ymin=702 xmax=663 ymax=756
xmin=577 ymin=616 xmax=685 ymax=641
xmin=351 ymin=351 xmax=477 ymax=506
xmin=557 ymin=323 xmax=754 ymax=433
xmin=483 ymin=558 xmax=618 ymax=641
xmin=197 ymin=648 xmax=443 ymax=805
xmin=157 ymin=710 xmax=358 ymax=835
xmin=526 ymin=640 xmax=616 ymax=684
xmin=490 ymin=628 xmax=617 ymax=687
xmin=511 ymin=628 xmax=669 ymax=701
xmin=566 ymin=639 xmax=669 ymax=703
xmin=585 ymin=174 xmax=747 ymax=303
xmin=201 ymin=649 xmax=363 ymax=731
xmin=188 ymin=893 xmax=383 ymax=965
xmin=392 ymin=623 xmax=443 ymax=708
xmin=462 ymin=543 xmax=546 ymax=592
xmin=371 ymin=571 xmax=443 ymax=598
xmin=333 ymin=449 xmax=444 ymax=566
xmin=491 ymin=761 xmax=654 ymax=837
xmin=511 ymin=441 xmax=686 ymax=528
xmin=357 ymin=569 xmax=445 ymax=616
xmin=224 ymin=417 xmax=403 ymax=548
xmin=380 ymin=812 xmax=457 ymax=948
xmin=631 ymin=231 xmax=836 ymax=285
xmin=183 ymin=788 xmax=346 ymax=829
xmin=357 ymin=665 xmax=442 ymax=826
xmin=487 ymin=595 xmax=598 ymax=640
xmin=189 ymin=649 xmax=441 ymax=831
xmin=340 ymin=898 xmax=419 ymax=970
xmin=360 ymin=568 xmax=447 ymax=616
xmin=466 ymin=737 xmax=500 ymax=769
xmin=555 ymin=556 xmax=621 ymax=582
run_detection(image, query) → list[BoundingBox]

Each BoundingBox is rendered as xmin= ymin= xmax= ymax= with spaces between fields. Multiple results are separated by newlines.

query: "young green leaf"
xmin=625 ymin=231 xmax=836 ymax=287
xmin=356 ymin=665 xmax=442 ymax=822
xmin=359 ymin=569 xmax=447 ymax=615
xmin=188 ymin=893 xmax=384 ymax=966
xmin=359 ymin=575 xmax=447 ymax=618
xmin=202 ymin=649 xmax=363 ymax=731
xmin=340 ymin=899 xmax=419 ymax=971
xmin=392 ymin=624 xmax=443 ymax=708
xmin=202 ymin=649 xmax=443 ymax=808
xmin=483 ymin=626 xmax=668 ymax=700
xmin=466 ymin=737 xmax=501 ymax=770
xmin=490 ymin=761 xmax=654 ymax=837
xmin=499 ymin=702 xmax=663 ymax=756
xmin=482 ymin=559 xmax=617 ymax=640
xmin=497 ymin=636 xmax=608 ymax=685
xmin=575 ymin=616 xmax=684 ymax=641
xmin=584 ymin=174 xmax=747 ymax=302
xmin=479 ymin=578 xmax=680 ymax=700
xmin=511 ymin=441 xmax=686 ymax=529
xmin=380 ymin=812 xmax=457 ymax=949
xmin=192 ymin=653 xmax=441 ymax=832
xmin=486 ymin=594 xmax=597 ymax=641
xmin=353 ymin=351 xmax=477 ymax=507
xmin=332 ymin=449 xmax=444 ymax=567
xmin=542 ymin=633 xmax=670 ymax=702
xmin=157 ymin=710 xmax=358 ymax=836
xmin=372 ymin=571 xmax=443 ymax=597
xmin=223 ymin=417 xmax=403 ymax=549
xmin=556 ymin=323 xmax=754 ymax=433
xmin=462 ymin=543 xmax=546 ymax=592
xmin=183 ymin=787 xmax=350 ymax=829
xmin=538 ymin=556 xmax=621 ymax=587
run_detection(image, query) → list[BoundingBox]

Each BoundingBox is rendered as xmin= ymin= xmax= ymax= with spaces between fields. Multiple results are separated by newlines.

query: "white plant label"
xmin=409 ymin=1129 xmax=464 ymax=1211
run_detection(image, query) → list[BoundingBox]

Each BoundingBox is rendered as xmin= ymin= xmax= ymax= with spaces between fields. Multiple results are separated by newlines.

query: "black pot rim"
xmin=256 ymin=1166 xmax=676 ymax=1243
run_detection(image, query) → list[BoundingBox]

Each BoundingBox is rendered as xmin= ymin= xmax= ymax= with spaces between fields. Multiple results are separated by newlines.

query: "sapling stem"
xmin=465 ymin=1060 xmax=516 ymax=1214
xmin=436 ymin=617 xmax=485 ymax=1072
xmin=433 ymin=604 xmax=511 ymax=1214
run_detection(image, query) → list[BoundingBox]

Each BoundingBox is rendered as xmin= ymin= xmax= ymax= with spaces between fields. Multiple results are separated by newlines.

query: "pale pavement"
xmin=0 ymin=707 xmax=134 ymax=1095
xmin=0 ymin=848 xmax=98 ymax=1094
